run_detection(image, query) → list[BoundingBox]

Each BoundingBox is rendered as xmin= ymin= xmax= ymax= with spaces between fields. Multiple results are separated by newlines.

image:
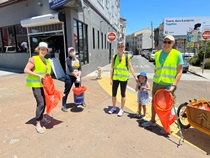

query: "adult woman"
xmin=61 ymin=47 xmax=82 ymax=112
xmin=109 ymin=41 xmax=138 ymax=116
xmin=24 ymin=42 xmax=51 ymax=134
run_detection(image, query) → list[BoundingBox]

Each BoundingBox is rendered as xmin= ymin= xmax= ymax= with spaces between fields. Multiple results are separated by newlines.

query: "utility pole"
xmin=151 ymin=21 xmax=153 ymax=51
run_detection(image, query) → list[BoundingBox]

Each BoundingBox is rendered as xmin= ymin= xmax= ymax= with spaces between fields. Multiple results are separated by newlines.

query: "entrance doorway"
xmin=29 ymin=33 xmax=66 ymax=72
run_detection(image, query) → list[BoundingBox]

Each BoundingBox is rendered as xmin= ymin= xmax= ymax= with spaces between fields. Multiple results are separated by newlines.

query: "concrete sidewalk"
xmin=0 ymin=67 xmax=209 ymax=157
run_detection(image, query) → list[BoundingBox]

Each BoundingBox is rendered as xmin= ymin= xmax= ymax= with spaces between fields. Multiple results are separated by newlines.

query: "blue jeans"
xmin=62 ymin=75 xmax=80 ymax=108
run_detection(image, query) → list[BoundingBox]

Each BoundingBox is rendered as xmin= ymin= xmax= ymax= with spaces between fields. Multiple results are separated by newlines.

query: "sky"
xmin=120 ymin=0 xmax=210 ymax=35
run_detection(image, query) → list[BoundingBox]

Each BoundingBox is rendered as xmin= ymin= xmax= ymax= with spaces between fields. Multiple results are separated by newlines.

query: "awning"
xmin=20 ymin=12 xmax=63 ymax=28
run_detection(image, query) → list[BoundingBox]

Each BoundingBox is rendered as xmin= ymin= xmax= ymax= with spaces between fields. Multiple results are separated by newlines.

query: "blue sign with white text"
xmin=49 ymin=0 xmax=70 ymax=9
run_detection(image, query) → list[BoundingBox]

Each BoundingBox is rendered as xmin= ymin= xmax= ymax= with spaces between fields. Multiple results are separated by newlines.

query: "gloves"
xmin=76 ymin=77 xmax=80 ymax=83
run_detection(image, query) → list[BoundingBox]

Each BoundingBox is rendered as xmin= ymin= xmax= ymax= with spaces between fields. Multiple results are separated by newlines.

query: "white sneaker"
xmin=141 ymin=120 xmax=157 ymax=127
xmin=108 ymin=107 xmax=116 ymax=114
xmin=117 ymin=109 xmax=124 ymax=117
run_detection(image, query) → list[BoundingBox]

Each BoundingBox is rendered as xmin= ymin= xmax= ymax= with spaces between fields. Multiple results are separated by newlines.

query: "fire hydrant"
xmin=96 ymin=66 xmax=102 ymax=79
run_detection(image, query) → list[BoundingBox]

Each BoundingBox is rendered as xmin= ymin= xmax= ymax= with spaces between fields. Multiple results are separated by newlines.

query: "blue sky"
xmin=120 ymin=0 xmax=210 ymax=35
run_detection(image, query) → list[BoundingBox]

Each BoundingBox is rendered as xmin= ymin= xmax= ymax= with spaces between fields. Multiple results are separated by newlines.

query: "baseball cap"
xmin=38 ymin=42 xmax=48 ymax=49
xmin=117 ymin=41 xmax=124 ymax=47
xmin=164 ymin=35 xmax=175 ymax=41
xmin=68 ymin=47 xmax=75 ymax=52
xmin=137 ymin=72 xmax=147 ymax=79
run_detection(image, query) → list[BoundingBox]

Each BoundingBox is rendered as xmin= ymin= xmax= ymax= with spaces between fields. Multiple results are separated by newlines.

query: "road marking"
xmin=98 ymin=77 xmax=204 ymax=153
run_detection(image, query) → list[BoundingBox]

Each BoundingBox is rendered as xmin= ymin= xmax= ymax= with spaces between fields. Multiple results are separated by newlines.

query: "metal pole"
xmin=151 ymin=21 xmax=153 ymax=51
xmin=202 ymin=40 xmax=207 ymax=74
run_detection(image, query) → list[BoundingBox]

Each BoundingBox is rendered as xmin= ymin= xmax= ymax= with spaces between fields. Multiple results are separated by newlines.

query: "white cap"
xmin=38 ymin=42 xmax=48 ymax=49
xmin=68 ymin=47 xmax=75 ymax=52
xmin=164 ymin=35 xmax=175 ymax=41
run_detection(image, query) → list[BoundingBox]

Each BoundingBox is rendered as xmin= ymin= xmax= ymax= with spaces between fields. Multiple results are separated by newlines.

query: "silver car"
xmin=148 ymin=50 xmax=157 ymax=62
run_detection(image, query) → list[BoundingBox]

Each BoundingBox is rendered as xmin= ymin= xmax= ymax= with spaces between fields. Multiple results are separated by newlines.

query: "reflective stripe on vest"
xmin=153 ymin=49 xmax=179 ymax=84
xmin=112 ymin=54 xmax=130 ymax=81
xmin=26 ymin=56 xmax=51 ymax=88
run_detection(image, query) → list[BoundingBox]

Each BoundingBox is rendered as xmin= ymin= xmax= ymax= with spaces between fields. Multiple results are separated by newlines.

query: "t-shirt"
xmin=159 ymin=50 xmax=183 ymax=67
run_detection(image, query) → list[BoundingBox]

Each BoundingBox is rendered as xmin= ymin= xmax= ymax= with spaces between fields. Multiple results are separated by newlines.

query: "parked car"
xmin=3 ymin=46 xmax=21 ymax=53
xmin=142 ymin=50 xmax=150 ymax=58
xmin=125 ymin=51 xmax=133 ymax=58
xmin=183 ymin=59 xmax=189 ymax=73
xmin=148 ymin=50 xmax=157 ymax=62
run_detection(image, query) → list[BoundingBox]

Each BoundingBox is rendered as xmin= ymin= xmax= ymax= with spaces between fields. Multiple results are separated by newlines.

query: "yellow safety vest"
xmin=153 ymin=49 xmax=179 ymax=84
xmin=26 ymin=56 xmax=51 ymax=88
xmin=112 ymin=54 xmax=130 ymax=81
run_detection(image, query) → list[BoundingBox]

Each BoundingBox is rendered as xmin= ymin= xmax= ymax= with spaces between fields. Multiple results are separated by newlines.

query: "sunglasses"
xmin=163 ymin=41 xmax=172 ymax=44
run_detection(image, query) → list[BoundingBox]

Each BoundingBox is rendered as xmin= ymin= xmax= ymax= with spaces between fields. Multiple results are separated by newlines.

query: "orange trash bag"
xmin=73 ymin=86 xmax=87 ymax=95
xmin=153 ymin=89 xmax=176 ymax=134
xmin=43 ymin=75 xmax=64 ymax=114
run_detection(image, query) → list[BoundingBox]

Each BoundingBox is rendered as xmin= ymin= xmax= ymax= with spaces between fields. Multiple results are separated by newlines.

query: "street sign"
xmin=107 ymin=32 xmax=116 ymax=42
xmin=202 ymin=30 xmax=210 ymax=40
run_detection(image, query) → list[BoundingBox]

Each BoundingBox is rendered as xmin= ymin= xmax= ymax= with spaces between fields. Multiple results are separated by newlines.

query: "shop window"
xmin=15 ymin=24 xmax=28 ymax=52
xmin=73 ymin=19 xmax=89 ymax=65
xmin=101 ymin=32 xmax=103 ymax=49
xmin=98 ymin=30 xmax=100 ymax=49
xmin=0 ymin=29 xmax=2 ymax=52
xmin=92 ymin=28 xmax=95 ymax=49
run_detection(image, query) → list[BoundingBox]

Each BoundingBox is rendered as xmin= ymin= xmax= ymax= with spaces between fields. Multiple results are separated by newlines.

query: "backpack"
xmin=113 ymin=54 xmax=128 ymax=70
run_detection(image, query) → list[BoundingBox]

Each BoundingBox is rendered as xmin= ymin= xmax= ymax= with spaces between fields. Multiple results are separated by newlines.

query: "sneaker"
xmin=117 ymin=109 xmax=124 ymax=117
xmin=140 ymin=116 xmax=146 ymax=120
xmin=61 ymin=107 xmax=68 ymax=112
xmin=108 ymin=107 xmax=116 ymax=114
xmin=141 ymin=120 xmax=157 ymax=127
xmin=36 ymin=126 xmax=46 ymax=134
xmin=160 ymin=129 xmax=169 ymax=135
xmin=82 ymin=103 xmax=86 ymax=107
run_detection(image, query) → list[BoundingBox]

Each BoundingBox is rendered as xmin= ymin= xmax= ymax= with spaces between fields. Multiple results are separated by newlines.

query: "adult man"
xmin=142 ymin=35 xmax=183 ymax=134
xmin=108 ymin=41 xmax=138 ymax=116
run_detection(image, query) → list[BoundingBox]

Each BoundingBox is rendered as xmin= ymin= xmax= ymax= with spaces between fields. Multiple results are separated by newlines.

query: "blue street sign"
xmin=49 ymin=0 xmax=70 ymax=9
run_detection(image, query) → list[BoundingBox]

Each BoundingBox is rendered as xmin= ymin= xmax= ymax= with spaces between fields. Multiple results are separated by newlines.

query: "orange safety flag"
xmin=72 ymin=86 xmax=87 ymax=95
xmin=153 ymin=89 xmax=176 ymax=134
xmin=43 ymin=75 xmax=64 ymax=114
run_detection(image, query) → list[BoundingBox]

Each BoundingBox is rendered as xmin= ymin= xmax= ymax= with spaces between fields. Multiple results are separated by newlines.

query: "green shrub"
xmin=189 ymin=55 xmax=200 ymax=66
xmin=204 ymin=58 xmax=210 ymax=69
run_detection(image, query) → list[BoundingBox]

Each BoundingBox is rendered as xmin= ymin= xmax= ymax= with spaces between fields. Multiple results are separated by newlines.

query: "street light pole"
xmin=151 ymin=21 xmax=153 ymax=51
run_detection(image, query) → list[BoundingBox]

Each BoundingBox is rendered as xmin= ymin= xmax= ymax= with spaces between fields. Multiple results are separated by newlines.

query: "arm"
xmin=24 ymin=57 xmax=43 ymax=79
xmin=135 ymin=83 xmax=139 ymax=92
xmin=170 ymin=64 xmax=183 ymax=92
xmin=128 ymin=59 xmax=138 ymax=82
xmin=110 ymin=56 xmax=114 ymax=85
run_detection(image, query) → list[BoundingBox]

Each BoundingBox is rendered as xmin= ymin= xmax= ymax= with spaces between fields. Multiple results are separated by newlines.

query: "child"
xmin=135 ymin=72 xmax=150 ymax=120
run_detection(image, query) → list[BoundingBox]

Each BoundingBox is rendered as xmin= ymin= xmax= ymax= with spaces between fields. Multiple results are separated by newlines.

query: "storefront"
xmin=0 ymin=0 xmax=118 ymax=75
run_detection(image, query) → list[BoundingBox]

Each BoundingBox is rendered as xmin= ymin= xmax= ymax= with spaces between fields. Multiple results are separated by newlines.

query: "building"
xmin=0 ymin=0 xmax=120 ymax=76
xmin=126 ymin=29 xmax=154 ymax=54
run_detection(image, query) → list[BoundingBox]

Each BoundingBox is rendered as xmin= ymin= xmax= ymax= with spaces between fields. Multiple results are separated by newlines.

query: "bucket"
xmin=74 ymin=92 xmax=84 ymax=104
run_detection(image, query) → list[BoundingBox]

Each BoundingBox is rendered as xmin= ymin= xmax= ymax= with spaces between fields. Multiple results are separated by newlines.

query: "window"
xmin=101 ymin=32 xmax=103 ymax=49
xmin=92 ymin=28 xmax=95 ymax=49
xmin=0 ymin=24 xmax=28 ymax=53
xmin=98 ymin=30 xmax=100 ymax=49
xmin=73 ymin=19 xmax=89 ymax=65
xmin=104 ymin=34 xmax=106 ymax=49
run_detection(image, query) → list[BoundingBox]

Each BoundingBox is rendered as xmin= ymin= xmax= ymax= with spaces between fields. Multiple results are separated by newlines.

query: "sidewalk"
xmin=188 ymin=65 xmax=210 ymax=80
xmin=0 ymin=67 xmax=209 ymax=157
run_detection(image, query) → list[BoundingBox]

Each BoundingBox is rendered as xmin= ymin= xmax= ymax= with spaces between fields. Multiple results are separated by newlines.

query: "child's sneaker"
xmin=117 ymin=109 xmax=124 ymax=117
xmin=108 ymin=107 xmax=116 ymax=114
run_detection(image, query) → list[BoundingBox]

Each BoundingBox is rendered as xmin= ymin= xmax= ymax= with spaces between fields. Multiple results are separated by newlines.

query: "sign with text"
xmin=164 ymin=17 xmax=210 ymax=36
xmin=202 ymin=30 xmax=210 ymax=40
xmin=107 ymin=32 xmax=116 ymax=42
xmin=49 ymin=0 xmax=70 ymax=9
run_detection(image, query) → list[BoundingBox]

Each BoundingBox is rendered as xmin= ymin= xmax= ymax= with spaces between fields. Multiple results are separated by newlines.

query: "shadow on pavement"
xmin=25 ymin=115 xmax=63 ymax=129
xmin=175 ymin=128 xmax=210 ymax=155
xmin=66 ymin=103 xmax=84 ymax=113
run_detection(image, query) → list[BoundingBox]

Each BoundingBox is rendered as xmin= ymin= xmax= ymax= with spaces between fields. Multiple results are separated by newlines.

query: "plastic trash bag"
xmin=72 ymin=86 xmax=87 ymax=95
xmin=43 ymin=75 xmax=64 ymax=114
